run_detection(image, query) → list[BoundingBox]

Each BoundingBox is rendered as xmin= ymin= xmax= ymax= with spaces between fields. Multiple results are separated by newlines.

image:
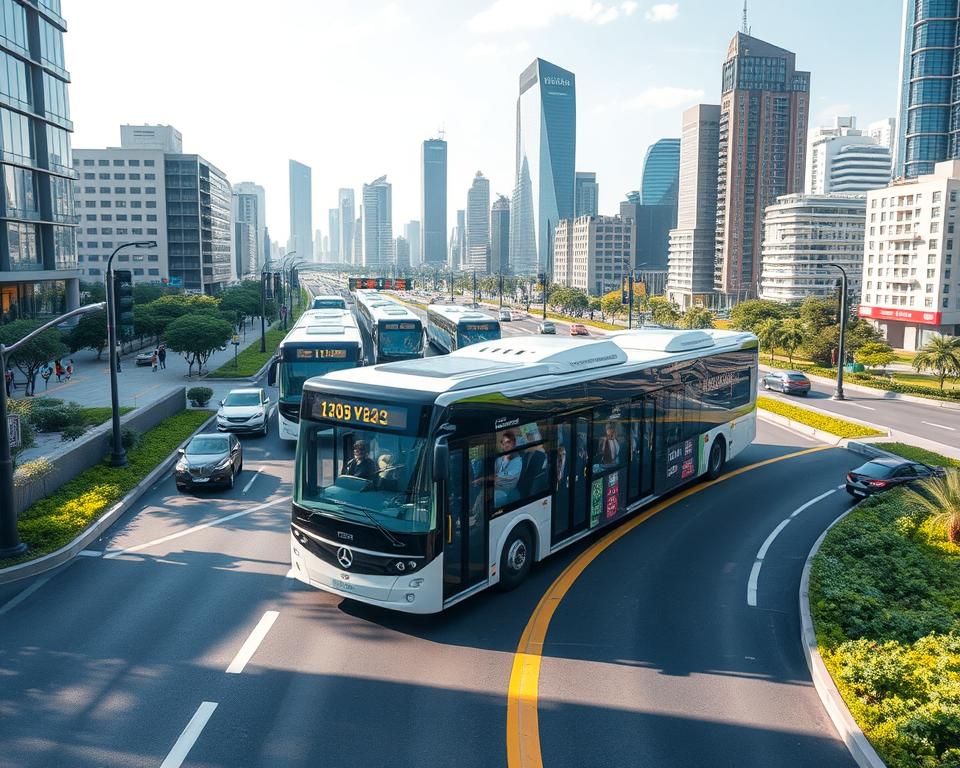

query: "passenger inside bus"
xmin=494 ymin=431 xmax=522 ymax=506
xmin=377 ymin=453 xmax=401 ymax=492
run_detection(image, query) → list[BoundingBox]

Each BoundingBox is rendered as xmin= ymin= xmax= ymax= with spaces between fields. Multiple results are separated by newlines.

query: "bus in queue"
xmin=289 ymin=328 xmax=758 ymax=613
xmin=268 ymin=308 xmax=363 ymax=441
xmin=426 ymin=304 xmax=501 ymax=353
xmin=354 ymin=291 xmax=424 ymax=364
xmin=311 ymin=294 xmax=348 ymax=310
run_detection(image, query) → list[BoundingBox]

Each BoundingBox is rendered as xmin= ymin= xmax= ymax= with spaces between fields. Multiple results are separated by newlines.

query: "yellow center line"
xmin=505 ymin=444 xmax=833 ymax=768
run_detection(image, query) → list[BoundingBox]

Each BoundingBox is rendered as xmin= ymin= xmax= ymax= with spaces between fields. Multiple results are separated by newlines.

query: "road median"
xmin=756 ymin=395 xmax=887 ymax=443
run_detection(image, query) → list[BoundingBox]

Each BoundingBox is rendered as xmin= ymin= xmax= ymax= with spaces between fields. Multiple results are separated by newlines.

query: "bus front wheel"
xmin=706 ymin=437 xmax=726 ymax=481
xmin=497 ymin=525 xmax=533 ymax=591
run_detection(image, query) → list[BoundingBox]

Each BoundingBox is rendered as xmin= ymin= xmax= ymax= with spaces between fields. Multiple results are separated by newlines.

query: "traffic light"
xmin=621 ymin=276 xmax=632 ymax=305
xmin=262 ymin=271 xmax=273 ymax=299
xmin=289 ymin=267 xmax=299 ymax=293
xmin=113 ymin=269 xmax=134 ymax=341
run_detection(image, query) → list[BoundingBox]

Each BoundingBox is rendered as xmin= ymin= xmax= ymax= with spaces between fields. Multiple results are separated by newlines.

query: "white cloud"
xmin=469 ymin=0 xmax=634 ymax=33
xmin=623 ymin=86 xmax=703 ymax=111
xmin=645 ymin=3 xmax=679 ymax=22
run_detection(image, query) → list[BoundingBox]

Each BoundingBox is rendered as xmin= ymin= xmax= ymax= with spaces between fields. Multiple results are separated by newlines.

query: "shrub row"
xmin=756 ymin=395 xmax=884 ymax=438
xmin=873 ymin=442 xmax=960 ymax=469
xmin=765 ymin=360 xmax=960 ymax=402
xmin=206 ymin=325 xmax=286 ymax=378
xmin=810 ymin=490 xmax=960 ymax=768
xmin=3 ymin=409 xmax=213 ymax=566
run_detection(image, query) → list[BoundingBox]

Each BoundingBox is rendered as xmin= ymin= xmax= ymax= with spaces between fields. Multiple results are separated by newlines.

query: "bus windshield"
xmin=458 ymin=324 xmax=500 ymax=347
xmin=312 ymin=298 xmax=346 ymax=309
xmin=295 ymin=422 xmax=433 ymax=534
xmin=380 ymin=328 xmax=423 ymax=356
xmin=280 ymin=360 xmax=356 ymax=402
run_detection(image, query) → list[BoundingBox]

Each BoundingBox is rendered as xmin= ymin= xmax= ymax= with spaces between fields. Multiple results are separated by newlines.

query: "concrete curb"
xmin=799 ymin=510 xmax=888 ymax=768
xmin=756 ymin=408 xmax=890 ymax=447
xmin=0 ymin=412 xmax=217 ymax=585
xmin=758 ymin=363 xmax=960 ymax=411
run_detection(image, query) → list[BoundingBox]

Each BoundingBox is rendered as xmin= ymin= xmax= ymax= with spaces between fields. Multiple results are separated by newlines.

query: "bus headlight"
xmin=408 ymin=578 xmax=423 ymax=588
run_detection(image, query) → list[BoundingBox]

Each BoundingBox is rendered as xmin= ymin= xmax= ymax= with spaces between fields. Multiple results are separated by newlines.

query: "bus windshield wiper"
xmin=317 ymin=498 xmax=405 ymax=548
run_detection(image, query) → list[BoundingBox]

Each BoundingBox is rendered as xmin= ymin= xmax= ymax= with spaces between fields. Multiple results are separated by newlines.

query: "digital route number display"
xmin=308 ymin=396 xmax=409 ymax=430
xmin=349 ymin=278 xmax=409 ymax=291
xmin=464 ymin=323 xmax=496 ymax=332
xmin=295 ymin=348 xmax=349 ymax=360
xmin=383 ymin=322 xmax=417 ymax=331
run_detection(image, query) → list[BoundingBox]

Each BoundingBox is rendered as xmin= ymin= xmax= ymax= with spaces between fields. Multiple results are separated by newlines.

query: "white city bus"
xmin=268 ymin=309 xmax=363 ymax=441
xmin=426 ymin=305 xmax=501 ymax=353
xmin=290 ymin=328 xmax=758 ymax=612
xmin=354 ymin=291 xmax=424 ymax=364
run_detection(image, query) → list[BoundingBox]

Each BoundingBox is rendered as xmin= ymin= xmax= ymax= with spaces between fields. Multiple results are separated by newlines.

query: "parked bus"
xmin=268 ymin=308 xmax=363 ymax=441
xmin=354 ymin=291 xmax=424 ymax=364
xmin=426 ymin=305 xmax=501 ymax=353
xmin=311 ymin=294 xmax=348 ymax=310
xmin=290 ymin=328 xmax=758 ymax=612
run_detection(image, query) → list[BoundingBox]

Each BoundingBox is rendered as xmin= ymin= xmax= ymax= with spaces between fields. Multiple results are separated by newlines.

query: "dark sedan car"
xmin=174 ymin=433 xmax=243 ymax=492
xmin=762 ymin=370 xmax=811 ymax=396
xmin=846 ymin=458 xmax=942 ymax=499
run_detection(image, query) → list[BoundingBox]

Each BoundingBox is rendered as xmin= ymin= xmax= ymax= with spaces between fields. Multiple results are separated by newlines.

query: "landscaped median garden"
xmin=2 ymin=409 xmax=213 ymax=567
xmin=809 ymin=468 xmax=960 ymax=768
xmin=756 ymin=395 xmax=884 ymax=439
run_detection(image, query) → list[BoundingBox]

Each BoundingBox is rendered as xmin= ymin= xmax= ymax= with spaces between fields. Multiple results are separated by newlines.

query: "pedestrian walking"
xmin=158 ymin=345 xmax=167 ymax=370
xmin=4 ymin=366 xmax=12 ymax=397
xmin=65 ymin=360 xmax=73 ymax=380
xmin=54 ymin=359 xmax=63 ymax=382
xmin=151 ymin=350 xmax=158 ymax=372
xmin=40 ymin=365 xmax=51 ymax=389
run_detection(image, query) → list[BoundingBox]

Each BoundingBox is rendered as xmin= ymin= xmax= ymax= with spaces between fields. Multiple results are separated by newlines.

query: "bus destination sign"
xmin=383 ymin=322 xmax=417 ymax=331
xmin=349 ymin=278 xmax=410 ymax=291
xmin=295 ymin=348 xmax=349 ymax=360
xmin=308 ymin=395 xmax=409 ymax=430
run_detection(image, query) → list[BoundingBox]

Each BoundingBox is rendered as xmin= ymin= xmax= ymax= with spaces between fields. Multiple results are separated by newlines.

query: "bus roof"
xmin=282 ymin=310 xmax=362 ymax=347
xmin=307 ymin=328 xmax=757 ymax=398
xmin=427 ymin=304 xmax=498 ymax=324
xmin=355 ymin=292 xmax=421 ymax=323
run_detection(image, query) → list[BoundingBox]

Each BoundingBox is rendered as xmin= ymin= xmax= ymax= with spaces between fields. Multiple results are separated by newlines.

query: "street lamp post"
xmin=824 ymin=264 xmax=848 ymax=401
xmin=106 ymin=240 xmax=157 ymax=468
xmin=259 ymin=259 xmax=275 ymax=354
xmin=0 ymin=302 xmax=106 ymax=558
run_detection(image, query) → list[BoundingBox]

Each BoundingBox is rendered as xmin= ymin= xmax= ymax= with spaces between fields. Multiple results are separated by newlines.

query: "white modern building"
xmin=867 ymin=118 xmax=895 ymax=150
xmin=362 ymin=176 xmax=393 ymax=268
xmin=233 ymin=181 xmax=266 ymax=276
xmin=465 ymin=171 xmax=491 ymax=273
xmin=553 ymin=215 xmax=634 ymax=295
xmin=404 ymin=221 xmax=421 ymax=269
xmin=339 ymin=188 xmax=355 ymax=265
xmin=759 ymin=194 xmax=866 ymax=304
xmin=859 ymin=160 xmax=960 ymax=348
xmin=807 ymin=117 xmax=891 ymax=195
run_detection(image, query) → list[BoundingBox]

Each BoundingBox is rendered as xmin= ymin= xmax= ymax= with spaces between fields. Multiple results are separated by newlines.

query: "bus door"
xmin=628 ymin=395 xmax=656 ymax=503
xmin=551 ymin=413 xmax=591 ymax=545
xmin=443 ymin=438 xmax=488 ymax=600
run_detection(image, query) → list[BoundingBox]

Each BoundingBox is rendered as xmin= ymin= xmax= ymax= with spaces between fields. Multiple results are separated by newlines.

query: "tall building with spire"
xmin=714 ymin=32 xmax=810 ymax=301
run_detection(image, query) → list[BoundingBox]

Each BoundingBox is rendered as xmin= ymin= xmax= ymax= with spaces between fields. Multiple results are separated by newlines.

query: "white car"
xmin=499 ymin=308 xmax=512 ymax=321
xmin=511 ymin=310 xmax=524 ymax=321
xmin=216 ymin=388 xmax=271 ymax=437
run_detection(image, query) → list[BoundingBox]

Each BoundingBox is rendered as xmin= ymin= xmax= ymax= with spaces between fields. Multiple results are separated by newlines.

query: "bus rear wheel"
xmin=497 ymin=525 xmax=533 ymax=591
xmin=706 ymin=437 xmax=726 ymax=481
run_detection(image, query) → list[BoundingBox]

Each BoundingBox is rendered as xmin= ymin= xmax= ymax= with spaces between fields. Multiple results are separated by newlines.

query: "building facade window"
xmin=7 ymin=221 xmax=39 ymax=269
xmin=3 ymin=163 xmax=36 ymax=218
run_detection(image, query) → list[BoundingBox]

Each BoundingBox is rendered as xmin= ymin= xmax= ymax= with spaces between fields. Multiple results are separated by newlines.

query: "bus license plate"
xmin=332 ymin=578 xmax=355 ymax=592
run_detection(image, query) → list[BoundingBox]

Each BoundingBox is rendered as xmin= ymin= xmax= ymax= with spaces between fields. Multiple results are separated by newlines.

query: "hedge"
xmin=810 ymin=489 xmax=960 ymax=768
xmin=756 ymin=395 xmax=884 ymax=438
xmin=766 ymin=360 xmax=960 ymax=402
xmin=1 ymin=409 xmax=213 ymax=566
xmin=873 ymin=442 xmax=960 ymax=470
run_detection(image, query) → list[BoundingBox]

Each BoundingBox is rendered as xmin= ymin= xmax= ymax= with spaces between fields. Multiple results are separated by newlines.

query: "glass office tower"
xmin=421 ymin=138 xmax=447 ymax=266
xmin=510 ymin=58 xmax=576 ymax=276
xmin=289 ymin=159 xmax=313 ymax=261
xmin=641 ymin=138 xmax=680 ymax=206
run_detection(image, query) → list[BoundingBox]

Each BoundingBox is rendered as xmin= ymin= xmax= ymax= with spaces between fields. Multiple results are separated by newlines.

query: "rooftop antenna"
xmin=438 ymin=125 xmax=446 ymax=141
xmin=741 ymin=0 xmax=751 ymax=35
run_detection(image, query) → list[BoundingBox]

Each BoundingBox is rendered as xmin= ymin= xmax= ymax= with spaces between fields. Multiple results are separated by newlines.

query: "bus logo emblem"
xmin=337 ymin=531 xmax=354 ymax=541
xmin=336 ymin=547 xmax=354 ymax=569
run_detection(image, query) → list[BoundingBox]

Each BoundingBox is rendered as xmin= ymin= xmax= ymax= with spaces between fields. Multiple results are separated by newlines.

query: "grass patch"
xmin=756 ymin=395 xmax=884 ymax=438
xmin=872 ymin=442 xmax=960 ymax=469
xmin=889 ymin=371 xmax=960 ymax=391
xmin=79 ymin=406 xmax=134 ymax=426
xmin=2 ymin=409 xmax=213 ymax=566
xmin=206 ymin=326 xmax=285 ymax=378
xmin=810 ymin=488 xmax=960 ymax=768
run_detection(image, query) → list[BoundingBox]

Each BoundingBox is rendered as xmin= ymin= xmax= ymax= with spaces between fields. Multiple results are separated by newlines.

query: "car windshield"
xmin=312 ymin=299 xmax=345 ymax=309
xmin=855 ymin=462 xmax=896 ymax=479
xmin=187 ymin=436 xmax=228 ymax=455
xmin=380 ymin=329 xmax=423 ymax=356
xmin=295 ymin=422 xmax=433 ymax=534
xmin=223 ymin=392 xmax=260 ymax=406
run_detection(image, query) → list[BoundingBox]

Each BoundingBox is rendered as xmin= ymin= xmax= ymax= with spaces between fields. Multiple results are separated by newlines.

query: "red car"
xmin=569 ymin=323 xmax=589 ymax=336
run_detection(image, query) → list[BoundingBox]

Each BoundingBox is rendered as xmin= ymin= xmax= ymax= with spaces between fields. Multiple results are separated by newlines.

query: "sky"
xmin=65 ymin=0 xmax=903 ymax=249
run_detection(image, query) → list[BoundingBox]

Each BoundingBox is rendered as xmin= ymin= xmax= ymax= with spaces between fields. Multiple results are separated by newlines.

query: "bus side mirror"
xmin=267 ymin=357 xmax=279 ymax=387
xmin=433 ymin=438 xmax=449 ymax=481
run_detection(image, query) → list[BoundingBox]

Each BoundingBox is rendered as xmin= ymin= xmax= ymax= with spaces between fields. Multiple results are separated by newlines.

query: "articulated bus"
xmin=268 ymin=308 xmax=364 ymax=441
xmin=289 ymin=328 xmax=758 ymax=613
xmin=354 ymin=291 xmax=424 ymax=364
xmin=426 ymin=304 xmax=501 ymax=353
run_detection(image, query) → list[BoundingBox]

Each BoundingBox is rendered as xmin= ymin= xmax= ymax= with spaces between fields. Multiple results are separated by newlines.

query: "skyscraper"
xmin=289 ymin=160 xmax=313 ymax=261
xmin=465 ymin=172 xmax=491 ymax=272
xmin=395 ymin=236 xmax=410 ymax=270
xmin=511 ymin=58 xmax=576 ymax=276
xmin=715 ymin=33 xmax=810 ymax=301
xmin=339 ymin=188 xmax=355 ymax=265
xmin=328 ymin=208 xmax=340 ymax=262
xmin=449 ymin=210 xmax=465 ymax=269
xmin=575 ymin=172 xmax=599 ymax=217
xmin=491 ymin=195 xmax=511 ymax=275
xmin=667 ymin=104 xmax=721 ymax=309
xmin=362 ymin=176 xmax=393 ymax=268
xmin=422 ymin=138 xmax=447 ymax=266
xmin=234 ymin=182 xmax=266 ymax=274
xmin=641 ymin=139 xmax=680 ymax=206
xmin=807 ymin=117 xmax=891 ymax=194
xmin=405 ymin=221 xmax=421 ymax=269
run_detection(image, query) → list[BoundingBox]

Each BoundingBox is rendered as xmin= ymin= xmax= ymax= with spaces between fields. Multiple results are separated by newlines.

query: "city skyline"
xmin=65 ymin=1 xmax=902 ymax=248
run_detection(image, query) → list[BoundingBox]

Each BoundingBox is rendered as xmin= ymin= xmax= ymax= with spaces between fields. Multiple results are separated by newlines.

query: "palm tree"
xmin=780 ymin=319 xmax=805 ymax=366
xmin=913 ymin=334 xmax=960 ymax=391
xmin=755 ymin=318 xmax=783 ymax=363
xmin=904 ymin=469 xmax=960 ymax=544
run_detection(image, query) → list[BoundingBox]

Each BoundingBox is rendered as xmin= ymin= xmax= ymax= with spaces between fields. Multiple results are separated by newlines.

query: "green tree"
xmin=904 ymin=469 xmax=960 ymax=543
xmin=854 ymin=341 xmax=896 ymax=370
xmin=648 ymin=297 xmax=680 ymax=328
xmin=163 ymin=315 xmax=233 ymax=377
xmin=755 ymin=318 xmax=783 ymax=363
xmin=678 ymin=306 xmax=715 ymax=329
xmin=913 ymin=333 xmax=960 ymax=391
xmin=587 ymin=296 xmax=602 ymax=319
xmin=799 ymin=296 xmax=838 ymax=334
xmin=600 ymin=290 xmax=623 ymax=321
xmin=0 ymin=320 xmax=68 ymax=396
xmin=729 ymin=299 xmax=787 ymax=332
xmin=844 ymin=318 xmax=884 ymax=357
xmin=80 ymin=281 xmax=106 ymax=305
xmin=66 ymin=309 xmax=108 ymax=359
xmin=133 ymin=283 xmax=167 ymax=305
xmin=779 ymin=318 xmax=805 ymax=366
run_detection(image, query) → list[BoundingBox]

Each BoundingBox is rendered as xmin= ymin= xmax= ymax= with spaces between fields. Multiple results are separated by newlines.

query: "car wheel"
xmin=782 ymin=385 xmax=790 ymax=394
xmin=762 ymin=381 xmax=770 ymax=390
xmin=497 ymin=525 xmax=533 ymax=592
xmin=227 ymin=469 xmax=235 ymax=489
xmin=261 ymin=422 xmax=269 ymax=437
xmin=800 ymin=391 xmax=808 ymax=396
xmin=706 ymin=438 xmax=726 ymax=481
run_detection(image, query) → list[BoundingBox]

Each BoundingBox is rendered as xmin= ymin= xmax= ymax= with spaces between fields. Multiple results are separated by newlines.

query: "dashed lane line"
xmin=225 ymin=611 xmax=279 ymax=674
xmin=241 ymin=467 xmax=263 ymax=494
xmin=0 ymin=574 xmax=53 ymax=617
xmin=922 ymin=421 xmax=956 ymax=431
xmin=159 ymin=701 xmax=218 ymax=768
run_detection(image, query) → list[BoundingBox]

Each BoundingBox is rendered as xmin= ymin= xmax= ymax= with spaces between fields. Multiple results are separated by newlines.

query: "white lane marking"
xmin=241 ymin=467 xmax=262 ymax=494
xmin=77 ymin=549 xmax=102 ymax=557
xmin=159 ymin=701 xmax=218 ymax=768
xmin=844 ymin=401 xmax=876 ymax=411
xmin=225 ymin=610 xmax=279 ymax=674
xmin=0 ymin=574 xmax=53 ymax=616
xmin=922 ymin=421 xmax=956 ymax=431
xmin=747 ymin=488 xmax=837 ymax=608
xmin=103 ymin=496 xmax=291 ymax=559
